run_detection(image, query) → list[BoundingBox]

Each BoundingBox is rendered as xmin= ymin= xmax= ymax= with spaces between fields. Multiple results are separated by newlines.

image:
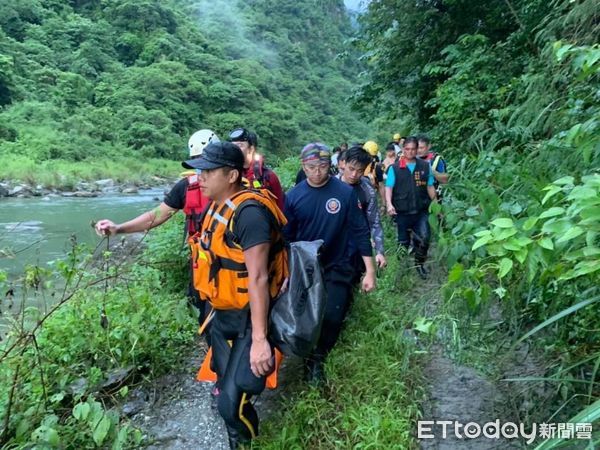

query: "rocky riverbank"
xmin=0 ymin=176 xmax=174 ymax=199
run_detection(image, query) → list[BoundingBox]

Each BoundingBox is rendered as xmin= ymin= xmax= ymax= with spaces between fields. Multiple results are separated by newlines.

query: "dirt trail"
xmin=130 ymin=339 xmax=302 ymax=449
xmin=131 ymin=350 xmax=229 ymax=450
xmin=420 ymin=346 xmax=522 ymax=450
xmin=416 ymin=262 xmax=524 ymax=450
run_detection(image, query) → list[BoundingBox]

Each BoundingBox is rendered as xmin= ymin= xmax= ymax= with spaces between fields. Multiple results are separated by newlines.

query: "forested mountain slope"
xmin=0 ymin=0 xmax=367 ymax=163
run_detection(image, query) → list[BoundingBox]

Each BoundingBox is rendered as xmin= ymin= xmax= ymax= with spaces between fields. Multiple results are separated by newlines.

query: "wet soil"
xmin=130 ymin=338 xmax=303 ymax=449
xmin=416 ymin=261 xmax=547 ymax=450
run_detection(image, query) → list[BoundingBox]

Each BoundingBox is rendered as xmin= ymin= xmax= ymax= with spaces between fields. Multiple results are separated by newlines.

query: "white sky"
xmin=344 ymin=0 xmax=369 ymax=12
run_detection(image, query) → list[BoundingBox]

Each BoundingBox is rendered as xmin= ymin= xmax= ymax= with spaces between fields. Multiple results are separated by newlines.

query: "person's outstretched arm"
xmin=95 ymin=202 xmax=178 ymax=236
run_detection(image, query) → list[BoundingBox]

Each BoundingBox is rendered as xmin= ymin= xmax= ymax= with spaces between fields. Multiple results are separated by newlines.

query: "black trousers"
xmin=395 ymin=211 xmax=431 ymax=264
xmin=312 ymin=265 xmax=355 ymax=359
xmin=210 ymin=309 xmax=270 ymax=442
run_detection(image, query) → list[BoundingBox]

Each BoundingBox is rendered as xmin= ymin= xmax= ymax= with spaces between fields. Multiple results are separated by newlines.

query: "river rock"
xmin=9 ymin=185 xmax=31 ymax=197
xmin=94 ymin=178 xmax=114 ymax=188
xmin=61 ymin=192 xmax=76 ymax=197
xmin=75 ymin=181 xmax=93 ymax=191
xmin=99 ymin=366 xmax=135 ymax=394
xmin=122 ymin=398 xmax=147 ymax=417
xmin=74 ymin=191 xmax=98 ymax=198
xmin=0 ymin=185 xmax=8 ymax=197
xmin=121 ymin=186 xmax=139 ymax=194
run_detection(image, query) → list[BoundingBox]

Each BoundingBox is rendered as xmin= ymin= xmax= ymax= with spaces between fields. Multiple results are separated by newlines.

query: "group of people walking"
xmin=95 ymin=127 xmax=448 ymax=448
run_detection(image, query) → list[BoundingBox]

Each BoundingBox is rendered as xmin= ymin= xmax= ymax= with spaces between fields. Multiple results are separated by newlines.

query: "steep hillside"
xmin=0 ymin=0 xmax=368 ymax=164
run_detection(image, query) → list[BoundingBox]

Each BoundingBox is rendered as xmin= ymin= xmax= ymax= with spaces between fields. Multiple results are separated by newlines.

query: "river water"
xmin=0 ymin=188 xmax=166 ymax=278
xmin=0 ymin=188 xmax=170 ymax=338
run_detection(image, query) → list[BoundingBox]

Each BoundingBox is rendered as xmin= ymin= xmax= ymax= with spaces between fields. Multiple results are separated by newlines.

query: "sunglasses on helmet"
xmin=228 ymin=128 xmax=250 ymax=142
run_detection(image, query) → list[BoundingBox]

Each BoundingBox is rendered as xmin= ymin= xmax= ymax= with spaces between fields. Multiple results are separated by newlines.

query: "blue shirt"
xmin=284 ymin=177 xmax=372 ymax=269
xmin=385 ymin=162 xmax=434 ymax=188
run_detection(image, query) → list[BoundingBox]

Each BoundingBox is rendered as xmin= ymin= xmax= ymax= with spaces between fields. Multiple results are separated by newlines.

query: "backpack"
xmin=269 ymin=240 xmax=326 ymax=357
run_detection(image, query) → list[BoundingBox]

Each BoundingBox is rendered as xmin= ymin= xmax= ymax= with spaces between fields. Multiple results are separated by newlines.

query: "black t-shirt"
xmin=164 ymin=178 xmax=188 ymax=209
xmin=232 ymin=203 xmax=274 ymax=250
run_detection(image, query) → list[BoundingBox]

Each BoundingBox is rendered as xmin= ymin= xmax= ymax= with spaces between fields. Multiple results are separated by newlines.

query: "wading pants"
xmin=210 ymin=309 xmax=270 ymax=445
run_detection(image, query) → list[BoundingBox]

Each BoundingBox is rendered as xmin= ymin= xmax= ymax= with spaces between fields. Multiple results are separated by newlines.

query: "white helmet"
xmin=188 ymin=129 xmax=220 ymax=157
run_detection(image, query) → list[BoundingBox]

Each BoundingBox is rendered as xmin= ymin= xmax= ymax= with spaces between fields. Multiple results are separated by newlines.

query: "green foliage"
xmin=359 ymin=0 xmax=600 ymax=428
xmin=0 ymin=217 xmax=194 ymax=447
xmin=0 ymin=0 xmax=369 ymax=167
xmin=272 ymin=156 xmax=302 ymax=191
xmin=0 ymin=153 xmax=180 ymax=188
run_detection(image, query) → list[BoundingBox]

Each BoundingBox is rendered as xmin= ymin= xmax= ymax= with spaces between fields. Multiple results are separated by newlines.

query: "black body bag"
xmin=269 ymin=240 xmax=326 ymax=357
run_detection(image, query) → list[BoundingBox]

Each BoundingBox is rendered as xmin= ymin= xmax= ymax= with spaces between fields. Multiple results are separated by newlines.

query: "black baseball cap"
xmin=182 ymin=142 xmax=244 ymax=171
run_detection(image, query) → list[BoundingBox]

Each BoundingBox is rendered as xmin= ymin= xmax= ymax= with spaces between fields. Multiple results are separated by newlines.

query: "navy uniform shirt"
xmin=284 ymin=176 xmax=372 ymax=270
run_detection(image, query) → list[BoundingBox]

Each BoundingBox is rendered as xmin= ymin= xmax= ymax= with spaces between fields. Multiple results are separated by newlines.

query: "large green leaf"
xmin=93 ymin=415 xmax=111 ymax=446
xmin=539 ymin=207 xmax=565 ymax=219
xmin=556 ymin=226 xmax=584 ymax=243
xmin=472 ymin=234 xmax=492 ymax=250
xmin=498 ymin=258 xmax=513 ymax=278
xmin=491 ymin=218 xmax=514 ymax=228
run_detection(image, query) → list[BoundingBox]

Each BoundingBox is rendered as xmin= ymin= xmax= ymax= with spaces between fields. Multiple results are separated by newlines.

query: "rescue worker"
xmin=392 ymin=133 xmax=403 ymax=155
xmin=385 ymin=136 xmax=437 ymax=279
xmin=186 ymin=141 xmax=287 ymax=448
xmin=336 ymin=148 xmax=347 ymax=176
xmin=284 ymin=142 xmax=376 ymax=383
xmin=363 ymin=140 xmax=386 ymax=206
xmin=330 ymin=146 xmax=341 ymax=170
xmin=382 ymin=142 xmax=397 ymax=178
xmin=94 ymin=129 xmax=219 ymax=322
xmin=338 ymin=145 xmax=387 ymax=275
xmin=227 ymin=128 xmax=285 ymax=210
xmin=417 ymin=134 xmax=448 ymax=189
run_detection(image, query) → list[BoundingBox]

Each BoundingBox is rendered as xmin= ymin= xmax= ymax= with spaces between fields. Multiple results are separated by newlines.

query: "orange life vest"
xmin=188 ymin=189 xmax=288 ymax=310
xmin=196 ymin=346 xmax=284 ymax=389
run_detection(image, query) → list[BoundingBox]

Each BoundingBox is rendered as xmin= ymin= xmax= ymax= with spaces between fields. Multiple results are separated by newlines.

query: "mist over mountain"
xmin=0 ymin=0 xmax=368 ymax=161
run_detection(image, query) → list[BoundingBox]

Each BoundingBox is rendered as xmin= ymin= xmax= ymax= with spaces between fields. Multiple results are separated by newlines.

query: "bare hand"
xmin=375 ymin=253 xmax=387 ymax=269
xmin=250 ymin=338 xmax=273 ymax=377
xmin=95 ymin=219 xmax=118 ymax=237
xmin=387 ymin=205 xmax=396 ymax=216
xmin=361 ymin=271 xmax=376 ymax=293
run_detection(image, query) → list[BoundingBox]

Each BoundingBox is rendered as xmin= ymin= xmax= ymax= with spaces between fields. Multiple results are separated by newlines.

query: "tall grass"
xmin=0 ymin=155 xmax=181 ymax=189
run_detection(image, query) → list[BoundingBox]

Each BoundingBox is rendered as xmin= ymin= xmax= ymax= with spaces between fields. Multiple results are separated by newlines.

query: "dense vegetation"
xmin=358 ymin=0 xmax=599 ymax=437
xmin=0 ymin=218 xmax=195 ymax=448
xmin=0 ymin=0 xmax=367 ymax=175
xmin=1 ymin=0 xmax=598 ymax=447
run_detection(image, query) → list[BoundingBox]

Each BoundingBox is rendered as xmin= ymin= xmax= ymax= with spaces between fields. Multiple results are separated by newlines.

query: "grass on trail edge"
xmin=255 ymin=254 xmax=427 ymax=449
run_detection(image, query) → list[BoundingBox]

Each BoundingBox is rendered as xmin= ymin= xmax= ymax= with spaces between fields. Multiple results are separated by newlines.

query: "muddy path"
xmin=130 ymin=344 xmax=229 ymax=450
xmin=130 ymin=338 xmax=304 ymax=449
xmin=416 ymin=262 xmax=546 ymax=450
